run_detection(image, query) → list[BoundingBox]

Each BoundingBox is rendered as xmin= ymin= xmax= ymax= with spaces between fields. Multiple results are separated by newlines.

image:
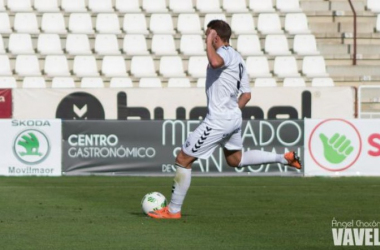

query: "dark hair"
xmin=207 ymin=20 xmax=231 ymax=42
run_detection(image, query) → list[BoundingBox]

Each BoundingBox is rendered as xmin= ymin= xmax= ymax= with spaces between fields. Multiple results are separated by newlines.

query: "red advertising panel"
xmin=0 ymin=89 xmax=12 ymax=118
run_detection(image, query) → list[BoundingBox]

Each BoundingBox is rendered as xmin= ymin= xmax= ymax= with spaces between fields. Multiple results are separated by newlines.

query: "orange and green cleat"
xmin=284 ymin=151 xmax=302 ymax=170
xmin=147 ymin=206 xmax=181 ymax=219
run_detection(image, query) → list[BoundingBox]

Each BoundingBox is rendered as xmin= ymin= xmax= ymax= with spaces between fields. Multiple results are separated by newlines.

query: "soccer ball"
xmin=141 ymin=192 xmax=167 ymax=215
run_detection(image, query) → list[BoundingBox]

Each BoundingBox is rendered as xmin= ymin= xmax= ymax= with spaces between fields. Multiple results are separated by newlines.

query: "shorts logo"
xmin=192 ymin=126 xmax=212 ymax=153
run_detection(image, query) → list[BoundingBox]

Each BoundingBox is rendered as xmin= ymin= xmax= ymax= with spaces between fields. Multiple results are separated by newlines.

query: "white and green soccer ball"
xmin=141 ymin=192 xmax=167 ymax=215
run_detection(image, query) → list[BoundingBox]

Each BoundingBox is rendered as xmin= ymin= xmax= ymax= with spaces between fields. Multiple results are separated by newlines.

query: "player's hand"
xmin=207 ymin=29 xmax=218 ymax=44
xmin=319 ymin=133 xmax=354 ymax=164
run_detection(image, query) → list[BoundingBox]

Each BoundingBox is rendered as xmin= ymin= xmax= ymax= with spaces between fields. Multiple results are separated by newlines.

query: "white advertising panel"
xmin=305 ymin=119 xmax=380 ymax=176
xmin=0 ymin=120 xmax=62 ymax=176
xmin=12 ymin=87 xmax=355 ymax=119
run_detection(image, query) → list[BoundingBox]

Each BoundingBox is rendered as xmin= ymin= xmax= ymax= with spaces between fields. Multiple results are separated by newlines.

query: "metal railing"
xmin=348 ymin=0 xmax=357 ymax=65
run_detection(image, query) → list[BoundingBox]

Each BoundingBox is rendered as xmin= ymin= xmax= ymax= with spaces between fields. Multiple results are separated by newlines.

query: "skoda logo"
xmin=13 ymin=129 xmax=50 ymax=165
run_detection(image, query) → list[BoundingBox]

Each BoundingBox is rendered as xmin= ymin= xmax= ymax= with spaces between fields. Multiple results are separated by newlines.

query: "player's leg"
xmin=223 ymin=147 xmax=288 ymax=167
xmin=167 ymin=150 xmax=196 ymax=215
xmin=223 ymin=147 xmax=301 ymax=169
xmin=222 ymin=122 xmax=301 ymax=169
xmin=148 ymin=120 xmax=219 ymax=219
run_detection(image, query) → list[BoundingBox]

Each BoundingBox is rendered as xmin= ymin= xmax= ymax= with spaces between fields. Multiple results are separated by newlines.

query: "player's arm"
xmin=238 ymin=92 xmax=251 ymax=109
xmin=238 ymin=61 xmax=251 ymax=109
xmin=206 ymin=29 xmax=224 ymax=68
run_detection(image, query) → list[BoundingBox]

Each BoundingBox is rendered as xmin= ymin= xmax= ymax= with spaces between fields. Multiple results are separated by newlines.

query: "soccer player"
xmin=148 ymin=20 xmax=301 ymax=219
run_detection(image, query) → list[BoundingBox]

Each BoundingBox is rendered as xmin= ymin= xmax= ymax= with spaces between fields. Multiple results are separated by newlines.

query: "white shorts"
xmin=182 ymin=117 xmax=243 ymax=159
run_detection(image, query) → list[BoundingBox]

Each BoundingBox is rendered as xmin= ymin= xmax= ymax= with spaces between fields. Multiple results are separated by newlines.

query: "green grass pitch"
xmin=0 ymin=176 xmax=379 ymax=250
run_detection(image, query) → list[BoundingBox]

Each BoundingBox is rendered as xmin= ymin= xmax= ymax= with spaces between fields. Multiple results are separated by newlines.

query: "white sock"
xmin=239 ymin=150 xmax=287 ymax=167
xmin=168 ymin=164 xmax=191 ymax=214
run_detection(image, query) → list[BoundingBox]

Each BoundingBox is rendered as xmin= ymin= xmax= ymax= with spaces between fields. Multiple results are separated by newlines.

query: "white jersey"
xmin=205 ymin=45 xmax=250 ymax=120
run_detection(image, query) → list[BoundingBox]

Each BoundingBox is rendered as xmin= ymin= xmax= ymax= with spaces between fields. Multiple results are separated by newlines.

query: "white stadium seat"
xmin=264 ymin=34 xmax=291 ymax=55
xmin=249 ymin=0 xmax=275 ymax=13
xmin=68 ymin=14 xmax=94 ymax=34
xmin=151 ymin=35 xmax=178 ymax=55
xmin=9 ymin=34 xmax=35 ymax=54
xmin=81 ymin=78 xmax=104 ymax=88
xmin=34 ymin=0 xmax=59 ymax=12
xmin=89 ymin=0 xmax=114 ymax=13
xmin=73 ymin=56 xmax=99 ymax=77
xmin=285 ymin=13 xmax=311 ymax=34
xmin=8 ymin=0 xmax=32 ymax=11
xmin=367 ymin=0 xmax=380 ymax=13
xmin=223 ymin=0 xmax=248 ymax=13
xmin=188 ymin=56 xmax=208 ymax=78
xmin=237 ymin=35 xmax=263 ymax=56
xmin=61 ymin=0 xmax=87 ymax=12
xmin=302 ymin=56 xmax=329 ymax=77
xmin=283 ymin=77 xmax=306 ymax=87
xmin=95 ymin=35 xmax=120 ymax=55
xmin=254 ymin=78 xmax=277 ymax=87
xmin=293 ymin=35 xmax=320 ymax=55
xmin=311 ymin=78 xmax=334 ymax=87
xmin=180 ymin=35 xmax=205 ymax=56
xmin=41 ymin=13 xmax=67 ymax=34
xmin=257 ymin=13 xmax=283 ymax=34
xmin=110 ymin=78 xmax=133 ymax=88
xmin=15 ymin=55 xmax=41 ymax=76
xmin=150 ymin=14 xmax=175 ymax=34
xmin=196 ymin=78 xmax=206 ymax=88
xmin=196 ymin=0 xmax=222 ymax=13
xmin=246 ymin=56 xmax=272 ymax=78
xmin=276 ymin=0 xmax=302 ymax=12
xmin=274 ymin=56 xmax=300 ymax=78
xmin=96 ymin=14 xmax=121 ymax=34
xmin=131 ymin=56 xmax=157 ymax=77
xmin=22 ymin=77 xmax=46 ymax=88
xmin=177 ymin=14 xmax=203 ymax=34
xmin=44 ymin=55 xmax=71 ymax=77
xmin=143 ymin=0 xmax=168 ymax=13
xmin=168 ymin=78 xmax=191 ymax=88
xmin=0 ymin=13 xmax=12 ymax=34
xmin=0 ymin=35 xmax=5 ymax=54
xmin=52 ymin=77 xmax=75 ymax=88
xmin=231 ymin=14 xmax=256 ymax=34
xmin=169 ymin=0 xmax=194 ymax=13
xmin=139 ymin=78 xmax=162 ymax=88
xmin=0 ymin=56 xmax=12 ymax=75
xmin=123 ymin=35 xmax=149 ymax=55
xmin=66 ymin=34 xmax=92 ymax=55
xmin=204 ymin=14 xmax=227 ymax=30
xmin=14 ymin=13 xmax=39 ymax=34
xmin=0 ymin=77 xmax=17 ymax=88
xmin=376 ymin=14 xmax=380 ymax=32
xmin=123 ymin=14 xmax=149 ymax=34
xmin=115 ymin=0 xmax=141 ymax=12
xmin=102 ymin=56 xmax=128 ymax=77
xmin=0 ymin=0 xmax=5 ymax=11
xmin=159 ymin=56 xmax=186 ymax=77
xmin=37 ymin=34 xmax=63 ymax=55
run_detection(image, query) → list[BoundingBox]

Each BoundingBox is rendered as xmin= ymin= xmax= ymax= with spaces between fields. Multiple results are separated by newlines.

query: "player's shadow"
xmin=130 ymin=212 xmax=146 ymax=217
xmin=130 ymin=212 xmax=194 ymax=217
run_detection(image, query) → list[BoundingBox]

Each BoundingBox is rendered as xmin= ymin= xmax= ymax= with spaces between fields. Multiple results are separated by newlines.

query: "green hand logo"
xmin=17 ymin=133 xmax=42 ymax=156
xmin=319 ymin=133 xmax=354 ymax=164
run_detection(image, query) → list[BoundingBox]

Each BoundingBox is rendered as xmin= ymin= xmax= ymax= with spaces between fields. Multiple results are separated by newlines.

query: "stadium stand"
xmin=0 ymin=76 xmax=17 ymax=88
xmin=0 ymin=0 xmax=378 ymax=88
xmin=22 ymin=77 xmax=46 ymax=88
